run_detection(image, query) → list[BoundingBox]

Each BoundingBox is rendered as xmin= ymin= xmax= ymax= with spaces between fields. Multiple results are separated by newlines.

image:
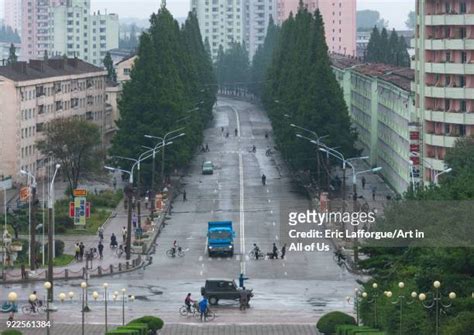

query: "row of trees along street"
xmin=110 ymin=7 xmax=216 ymax=187
xmin=365 ymin=27 xmax=410 ymax=67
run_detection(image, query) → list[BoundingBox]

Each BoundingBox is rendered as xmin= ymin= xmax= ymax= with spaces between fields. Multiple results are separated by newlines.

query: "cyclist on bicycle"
xmin=184 ymin=293 xmax=195 ymax=312
xmin=253 ymin=243 xmax=261 ymax=260
xmin=29 ymin=291 xmax=42 ymax=313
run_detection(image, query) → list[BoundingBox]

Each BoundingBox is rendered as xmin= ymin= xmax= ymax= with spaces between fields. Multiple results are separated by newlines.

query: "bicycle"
xmin=194 ymin=307 xmax=215 ymax=321
xmin=21 ymin=304 xmax=46 ymax=315
xmin=166 ymin=247 xmax=185 ymax=258
xmin=248 ymin=249 xmax=264 ymax=260
xmin=179 ymin=302 xmax=198 ymax=317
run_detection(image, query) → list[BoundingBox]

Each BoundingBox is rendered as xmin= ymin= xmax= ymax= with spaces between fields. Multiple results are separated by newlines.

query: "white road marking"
xmin=267 ymin=189 xmax=269 ymax=193
xmin=275 ymin=235 xmax=279 ymax=240
xmin=268 ymin=199 xmax=271 ymax=203
xmin=284 ymin=272 xmax=288 ymax=276
xmin=199 ymin=256 xmax=203 ymax=261
xmin=236 ymin=255 xmax=241 ymax=261
xmin=200 ymin=271 xmax=203 ymax=276
xmin=201 ymin=263 xmax=204 ymax=268
xmin=272 ymin=222 xmax=276 ymax=226
xmin=282 ymin=262 xmax=286 ymax=267
xmin=235 ymin=108 xmax=246 ymax=276
xmin=270 ymin=210 xmax=273 ymax=215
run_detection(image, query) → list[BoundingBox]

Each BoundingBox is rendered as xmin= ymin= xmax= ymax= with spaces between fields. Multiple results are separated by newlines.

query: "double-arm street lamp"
xmin=433 ymin=167 xmax=452 ymax=184
xmin=105 ymin=150 xmax=155 ymax=260
xmin=144 ymin=129 xmax=186 ymax=188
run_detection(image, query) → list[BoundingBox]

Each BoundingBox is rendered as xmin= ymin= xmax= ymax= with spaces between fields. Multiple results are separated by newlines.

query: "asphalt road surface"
xmin=0 ymin=97 xmax=359 ymax=332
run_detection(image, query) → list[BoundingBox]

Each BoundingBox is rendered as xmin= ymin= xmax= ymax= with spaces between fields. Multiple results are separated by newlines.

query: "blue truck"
xmin=207 ymin=221 xmax=235 ymax=257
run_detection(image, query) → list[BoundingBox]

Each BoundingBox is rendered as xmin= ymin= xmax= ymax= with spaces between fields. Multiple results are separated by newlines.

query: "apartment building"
xmin=332 ymin=55 xmax=421 ymax=194
xmin=20 ymin=0 xmax=119 ymax=66
xmin=0 ymin=58 xmax=107 ymax=181
xmin=412 ymin=0 xmax=474 ymax=182
xmin=191 ymin=0 xmax=276 ymax=59
xmin=276 ymin=0 xmax=356 ymax=56
xmin=4 ymin=0 xmax=22 ymax=34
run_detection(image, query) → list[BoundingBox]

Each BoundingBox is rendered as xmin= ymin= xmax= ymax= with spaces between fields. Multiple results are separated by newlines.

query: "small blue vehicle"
xmin=207 ymin=221 xmax=235 ymax=257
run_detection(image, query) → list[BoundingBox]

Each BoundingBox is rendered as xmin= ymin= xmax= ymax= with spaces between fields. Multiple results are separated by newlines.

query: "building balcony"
xmin=424 ymin=109 xmax=474 ymax=124
xmin=424 ymin=62 xmax=474 ymax=75
xmin=422 ymin=39 xmax=474 ymax=50
xmin=421 ymin=85 xmax=474 ymax=99
xmin=423 ymin=157 xmax=446 ymax=172
xmin=424 ymin=14 xmax=474 ymax=26
xmin=424 ymin=133 xmax=458 ymax=148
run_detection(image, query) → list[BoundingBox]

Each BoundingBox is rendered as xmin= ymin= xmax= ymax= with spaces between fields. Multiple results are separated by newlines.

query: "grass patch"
xmin=63 ymin=209 xmax=111 ymax=235
xmin=52 ymin=254 xmax=75 ymax=267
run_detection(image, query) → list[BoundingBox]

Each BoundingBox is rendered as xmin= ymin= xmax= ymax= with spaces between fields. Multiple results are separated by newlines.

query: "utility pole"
xmin=125 ymin=184 xmax=133 ymax=260
xmin=30 ymin=184 xmax=37 ymax=270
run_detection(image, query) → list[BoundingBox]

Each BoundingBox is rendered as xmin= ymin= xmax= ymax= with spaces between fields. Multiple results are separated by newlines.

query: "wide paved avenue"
xmin=0 ymin=97 xmax=358 ymax=329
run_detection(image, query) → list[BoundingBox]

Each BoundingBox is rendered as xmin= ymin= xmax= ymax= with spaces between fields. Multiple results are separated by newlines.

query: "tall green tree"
xmin=366 ymin=27 xmax=409 ymax=67
xmin=7 ymin=43 xmax=17 ymax=65
xmin=36 ymin=118 xmax=102 ymax=198
xmin=103 ymin=52 xmax=116 ymax=82
xmin=110 ymin=7 xmax=215 ymax=186
xmin=366 ymin=26 xmax=381 ymax=63
xmin=215 ymin=42 xmax=250 ymax=89
xmin=250 ymin=16 xmax=279 ymax=97
xmin=405 ymin=10 xmax=416 ymax=30
xmin=263 ymin=6 xmax=358 ymax=175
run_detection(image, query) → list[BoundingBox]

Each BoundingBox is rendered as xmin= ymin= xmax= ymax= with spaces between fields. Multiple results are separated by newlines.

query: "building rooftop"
xmin=0 ymin=58 xmax=104 ymax=82
xmin=330 ymin=53 xmax=414 ymax=91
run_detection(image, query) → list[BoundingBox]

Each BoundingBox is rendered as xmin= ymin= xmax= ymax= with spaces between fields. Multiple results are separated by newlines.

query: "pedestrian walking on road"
xmin=221 ymin=127 xmax=224 ymax=133
xmin=372 ymin=186 xmax=377 ymax=201
xmin=272 ymin=243 xmax=278 ymax=259
xmin=122 ymin=226 xmax=127 ymax=243
xmin=79 ymin=242 xmax=85 ymax=261
xmin=183 ymin=189 xmax=187 ymax=202
xmin=199 ymin=296 xmax=208 ymax=322
xmin=98 ymin=241 xmax=104 ymax=259
xmin=113 ymin=177 xmax=117 ymax=190
xmin=281 ymin=244 xmax=287 ymax=259
xmin=235 ymin=128 xmax=238 ymax=136
xmin=74 ymin=242 xmax=80 ymax=261
xmin=205 ymin=143 xmax=209 ymax=152
xmin=361 ymin=176 xmax=366 ymax=189
xmin=239 ymin=288 xmax=248 ymax=311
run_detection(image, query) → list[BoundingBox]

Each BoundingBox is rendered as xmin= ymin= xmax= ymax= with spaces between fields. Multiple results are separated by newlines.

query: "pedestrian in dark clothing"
xmin=79 ymin=242 xmax=85 ymax=261
xmin=281 ymin=244 xmax=286 ymax=259
xmin=205 ymin=143 xmax=209 ymax=152
xmin=183 ymin=189 xmax=187 ymax=202
xmin=372 ymin=187 xmax=376 ymax=201
xmin=239 ymin=289 xmax=248 ymax=311
xmin=272 ymin=243 xmax=278 ymax=259
xmin=361 ymin=177 xmax=366 ymax=189
xmin=238 ymin=273 xmax=248 ymax=288
xmin=98 ymin=241 xmax=104 ymax=259
xmin=235 ymin=128 xmax=238 ymax=136
xmin=74 ymin=242 xmax=80 ymax=261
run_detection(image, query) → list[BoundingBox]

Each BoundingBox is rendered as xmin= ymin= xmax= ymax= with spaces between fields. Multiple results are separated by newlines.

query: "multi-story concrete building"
xmin=191 ymin=0 xmax=276 ymax=59
xmin=276 ymin=0 xmax=356 ymax=56
xmin=4 ymin=0 xmax=22 ymax=34
xmin=412 ymin=0 xmax=474 ymax=182
xmin=20 ymin=0 xmax=119 ymax=66
xmin=0 ymin=58 xmax=107 ymax=181
xmin=332 ymin=55 xmax=421 ymax=194
xmin=21 ymin=0 xmax=61 ymax=60
xmin=244 ymin=0 xmax=277 ymax=58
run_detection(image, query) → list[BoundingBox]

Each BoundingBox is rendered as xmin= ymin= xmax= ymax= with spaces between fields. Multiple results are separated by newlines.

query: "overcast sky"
xmin=0 ymin=0 xmax=415 ymax=30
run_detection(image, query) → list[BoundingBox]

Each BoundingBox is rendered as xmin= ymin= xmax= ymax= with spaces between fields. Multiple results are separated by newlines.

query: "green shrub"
xmin=88 ymin=190 xmax=123 ymax=208
xmin=114 ymin=328 xmax=140 ymax=335
xmin=2 ymin=330 xmax=23 ymax=335
xmin=121 ymin=323 xmax=148 ymax=335
xmin=317 ymin=311 xmax=356 ymax=334
xmin=441 ymin=311 xmax=474 ymax=335
xmin=128 ymin=316 xmax=164 ymax=332
xmin=106 ymin=331 xmax=137 ymax=335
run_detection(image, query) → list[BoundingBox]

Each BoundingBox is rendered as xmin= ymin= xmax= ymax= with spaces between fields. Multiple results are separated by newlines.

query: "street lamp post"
xmin=346 ymin=288 xmax=362 ymax=325
xmin=385 ymin=282 xmax=418 ymax=335
xmin=2 ymin=184 xmax=7 ymax=280
xmin=7 ymin=291 xmax=17 ymax=318
xmin=144 ymin=129 xmax=185 ymax=188
xmin=103 ymin=283 xmax=109 ymax=332
xmin=121 ymin=288 xmax=126 ymax=325
xmin=44 ymin=281 xmax=51 ymax=335
xmin=361 ymin=283 xmax=380 ymax=328
xmin=105 ymin=151 xmax=154 ymax=260
xmin=47 ymin=164 xmax=60 ymax=303
xmin=144 ymin=132 xmax=185 ymax=211
xmin=20 ymin=170 xmax=37 ymax=270
xmin=419 ymin=281 xmax=456 ymax=335
xmin=433 ymin=168 xmax=452 ymax=184
xmin=80 ymin=281 xmax=87 ymax=335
